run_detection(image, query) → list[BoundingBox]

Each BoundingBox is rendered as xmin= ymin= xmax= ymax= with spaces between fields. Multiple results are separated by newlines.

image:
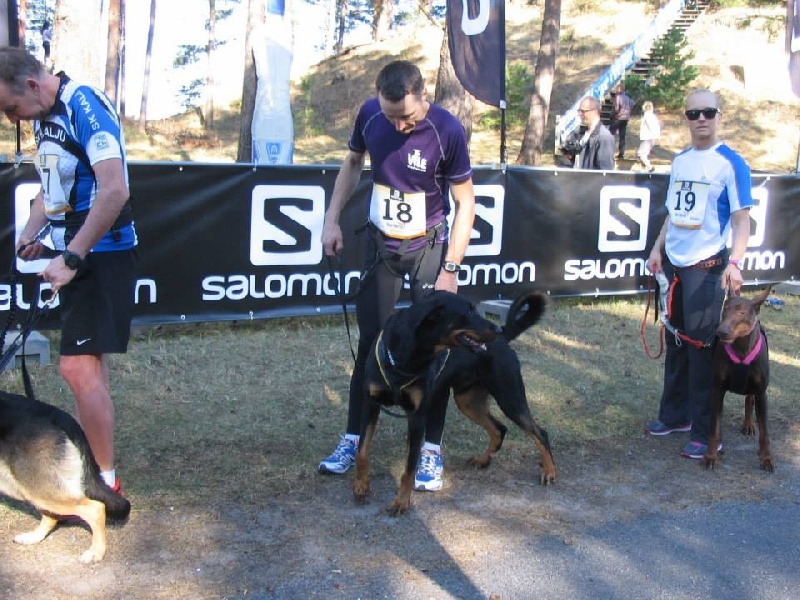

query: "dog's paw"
xmin=741 ymin=421 xmax=756 ymax=436
xmin=13 ymin=530 xmax=47 ymax=545
xmin=539 ymin=463 xmax=556 ymax=486
xmin=702 ymin=455 xmax=719 ymax=470
xmin=352 ymin=480 xmax=370 ymax=504
xmin=386 ymin=498 xmax=410 ymax=516
xmin=760 ymin=455 xmax=775 ymax=473
xmin=468 ymin=454 xmax=492 ymax=469
xmin=80 ymin=548 xmax=105 ymax=563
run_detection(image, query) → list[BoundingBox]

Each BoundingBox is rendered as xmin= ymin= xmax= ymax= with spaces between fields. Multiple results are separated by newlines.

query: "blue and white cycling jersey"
xmin=664 ymin=142 xmax=752 ymax=267
xmin=34 ymin=72 xmax=136 ymax=252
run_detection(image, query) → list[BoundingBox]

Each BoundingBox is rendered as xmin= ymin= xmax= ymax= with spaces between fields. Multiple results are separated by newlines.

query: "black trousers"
xmin=657 ymin=259 xmax=726 ymax=444
xmin=345 ymin=233 xmax=449 ymax=445
xmin=609 ymin=119 xmax=629 ymax=156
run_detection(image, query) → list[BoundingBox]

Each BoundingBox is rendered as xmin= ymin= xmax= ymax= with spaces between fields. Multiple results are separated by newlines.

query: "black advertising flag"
xmin=446 ymin=0 xmax=506 ymax=107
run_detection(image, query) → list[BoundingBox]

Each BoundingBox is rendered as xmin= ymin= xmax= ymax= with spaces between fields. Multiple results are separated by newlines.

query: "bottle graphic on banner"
xmin=251 ymin=0 xmax=294 ymax=164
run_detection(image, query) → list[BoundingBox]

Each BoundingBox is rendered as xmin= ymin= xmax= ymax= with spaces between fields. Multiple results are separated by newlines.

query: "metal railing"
xmin=554 ymin=0 xmax=694 ymax=152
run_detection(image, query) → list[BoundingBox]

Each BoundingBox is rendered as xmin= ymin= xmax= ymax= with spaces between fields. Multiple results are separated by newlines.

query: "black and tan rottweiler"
xmin=703 ymin=287 xmax=774 ymax=472
xmin=353 ymin=290 xmax=556 ymax=515
xmin=0 ymin=391 xmax=131 ymax=562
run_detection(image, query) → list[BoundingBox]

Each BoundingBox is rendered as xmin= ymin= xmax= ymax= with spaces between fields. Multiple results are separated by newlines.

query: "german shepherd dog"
xmin=703 ymin=287 xmax=774 ymax=472
xmin=0 ymin=391 xmax=131 ymax=563
xmin=353 ymin=290 xmax=556 ymax=515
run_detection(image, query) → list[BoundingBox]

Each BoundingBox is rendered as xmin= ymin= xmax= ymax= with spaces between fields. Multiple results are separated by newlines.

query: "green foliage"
xmin=295 ymin=75 xmax=324 ymax=137
xmin=179 ymin=79 xmax=204 ymax=111
xmin=641 ymin=29 xmax=699 ymax=110
xmin=479 ymin=62 xmax=533 ymax=130
xmin=174 ymin=45 xmax=206 ymax=69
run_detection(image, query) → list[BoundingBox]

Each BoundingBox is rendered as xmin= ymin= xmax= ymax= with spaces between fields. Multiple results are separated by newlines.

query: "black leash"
xmin=326 ymin=254 xmax=358 ymax=364
xmin=0 ymin=253 xmax=56 ymax=400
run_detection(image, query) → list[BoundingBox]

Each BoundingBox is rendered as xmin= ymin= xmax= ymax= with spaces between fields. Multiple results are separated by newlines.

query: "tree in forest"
xmin=204 ymin=0 xmax=217 ymax=127
xmin=174 ymin=0 xmax=238 ymax=127
xmin=517 ymin=0 xmax=561 ymax=166
xmin=237 ymin=0 xmax=261 ymax=162
xmin=434 ymin=25 xmax=474 ymax=143
xmin=119 ymin=0 xmax=127 ymax=116
xmin=53 ymin=0 xmax=104 ymax=87
xmin=105 ymin=0 xmax=122 ymax=103
xmin=139 ymin=0 xmax=157 ymax=131
xmin=371 ymin=0 xmax=393 ymax=41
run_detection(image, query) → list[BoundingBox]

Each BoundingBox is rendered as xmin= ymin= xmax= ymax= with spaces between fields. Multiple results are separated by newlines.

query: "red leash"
xmin=641 ymin=272 xmax=723 ymax=359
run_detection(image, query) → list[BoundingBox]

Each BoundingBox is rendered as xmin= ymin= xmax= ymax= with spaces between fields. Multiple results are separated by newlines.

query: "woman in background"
xmin=638 ymin=101 xmax=661 ymax=173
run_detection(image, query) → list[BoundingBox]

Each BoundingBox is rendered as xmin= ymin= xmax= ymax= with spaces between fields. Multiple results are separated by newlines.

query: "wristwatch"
xmin=443 ymin=260 xmax=461 ymax=273
xmin=62 ymin=250 xmax=86 ymax=271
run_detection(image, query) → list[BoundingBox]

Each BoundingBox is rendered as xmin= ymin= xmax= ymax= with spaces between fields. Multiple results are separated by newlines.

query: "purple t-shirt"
xmin=349 ymin=97 xmax=472 ymax=252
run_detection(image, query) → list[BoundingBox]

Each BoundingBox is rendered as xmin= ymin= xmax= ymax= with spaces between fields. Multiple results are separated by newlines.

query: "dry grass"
xmin=1 ymin=292 xmax=798 ymax=509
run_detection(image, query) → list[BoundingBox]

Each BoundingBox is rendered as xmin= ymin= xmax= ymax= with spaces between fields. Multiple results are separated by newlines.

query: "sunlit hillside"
xmin=2 ymin=1 xmax=798 ymax=172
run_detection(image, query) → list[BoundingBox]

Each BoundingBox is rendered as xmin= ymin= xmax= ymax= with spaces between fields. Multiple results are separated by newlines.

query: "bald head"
xmin=684 ymin=89 xmax=721 ymax=150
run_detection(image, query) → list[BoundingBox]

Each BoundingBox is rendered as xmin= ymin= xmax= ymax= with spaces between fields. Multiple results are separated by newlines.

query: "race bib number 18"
xmin=668 ymin=179 xmax=710 ymax=229
xmin=369 ymin=183 xmax=427 ymax=239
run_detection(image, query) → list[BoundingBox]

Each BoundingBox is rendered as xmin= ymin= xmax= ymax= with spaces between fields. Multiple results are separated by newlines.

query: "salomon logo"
xmin=250 ymin=185 xmax=325 ymax=266
xmin=598 ymin=185 xmax=651 ymax=253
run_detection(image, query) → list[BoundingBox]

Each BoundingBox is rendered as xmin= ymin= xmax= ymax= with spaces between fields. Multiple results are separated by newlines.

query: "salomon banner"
xmin=1 ymin=162 xmax=798 ymax=327
xmin=446 ymin=0 xmax=505 ymax=107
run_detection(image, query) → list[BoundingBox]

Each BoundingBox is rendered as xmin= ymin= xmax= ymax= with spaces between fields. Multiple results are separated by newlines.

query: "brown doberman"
xmin=703 ymin=287 xmax=774 ymax=472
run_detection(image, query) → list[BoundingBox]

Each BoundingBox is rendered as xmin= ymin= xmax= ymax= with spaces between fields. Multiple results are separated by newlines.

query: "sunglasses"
xmin=685 ymin=107 xmax=720 ymax=121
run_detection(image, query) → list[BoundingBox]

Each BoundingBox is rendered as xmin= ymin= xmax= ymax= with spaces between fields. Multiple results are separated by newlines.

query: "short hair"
xmin=580 ymin=96 xmax=601 ymax=111
xmin=375 ymin=60 xmax=424 ymax=102
xmin=686 ymin=88 xmax=720 ymax=109
xmin=642 ymin=101 xmax=654 ymax=112
xmin=0 ymin=46 xmax=44 ymax=95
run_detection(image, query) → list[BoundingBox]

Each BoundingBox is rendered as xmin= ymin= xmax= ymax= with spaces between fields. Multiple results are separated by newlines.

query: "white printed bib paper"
xmin=668 ymin=179 xmax=710 ymax=229
xmin=369 ymin=183 xmax=427 ymax=239
xmin=35 ymin=152 xmax=71 ymax=217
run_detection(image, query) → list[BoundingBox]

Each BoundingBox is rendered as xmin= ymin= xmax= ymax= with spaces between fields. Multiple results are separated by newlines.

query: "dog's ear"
xmin=417 ymin=305 xmax=448 ymax=334
xmin=751 ymin=286 xmax=772 ymax=313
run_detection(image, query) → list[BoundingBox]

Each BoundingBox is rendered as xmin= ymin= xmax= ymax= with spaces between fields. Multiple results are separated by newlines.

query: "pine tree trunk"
xmin=105 ymin=0 xmax=122 ymax=103
xmin=237 ymin=0 xmax=262 ymax=162
xmin=517 ymin=0 xmax=561 ymax=166
xmin=53 ymin=0 xmax=104 ymax=88
xmin=434 ymin=27 xmax=474 ymax=143
xmin=204 ymin=0 xmax=217 ymax=128
xmin=138 ymin=0 xmax=157 ymax=131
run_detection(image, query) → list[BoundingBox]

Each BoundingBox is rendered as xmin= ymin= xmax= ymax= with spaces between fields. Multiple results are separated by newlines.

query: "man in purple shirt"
xmin=318 ymin=60 xmax=476 ymax=492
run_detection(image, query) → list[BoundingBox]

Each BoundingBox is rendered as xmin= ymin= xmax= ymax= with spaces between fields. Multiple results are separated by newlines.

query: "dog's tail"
xmin=49 ymin=406 xmax=132 ymax=521
xmin=83 ymin=463 xmax=132 ymax=521
xmin=503 ymin=291 xmax=547 ymax=342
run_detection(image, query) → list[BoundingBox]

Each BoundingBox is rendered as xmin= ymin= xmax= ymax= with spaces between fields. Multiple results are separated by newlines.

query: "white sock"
xmin=422 ymin=442 xmax=441 ymax=454
xmin=344 ymin=434 xmax=359 ymax=443
xmin=100 ymin=469 xmax=116 ymax=487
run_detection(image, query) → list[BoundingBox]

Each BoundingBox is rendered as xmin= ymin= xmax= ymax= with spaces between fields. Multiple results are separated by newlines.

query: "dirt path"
xmin=2 ymin=428 xmax=798 ymax=600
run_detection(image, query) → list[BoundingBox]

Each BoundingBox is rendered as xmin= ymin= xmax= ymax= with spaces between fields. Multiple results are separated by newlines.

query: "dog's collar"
xmin=723 ymin=329 xmax=764 ymax=366
xmin=375 ymin=331 xmax=419 ymax=391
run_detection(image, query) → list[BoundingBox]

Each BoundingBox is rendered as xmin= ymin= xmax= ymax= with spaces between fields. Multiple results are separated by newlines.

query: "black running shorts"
xmin=58 ymin=248 xmax=139 ymax=356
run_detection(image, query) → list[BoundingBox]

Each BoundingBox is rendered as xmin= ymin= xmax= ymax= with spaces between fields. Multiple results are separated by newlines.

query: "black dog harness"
xmin=373 ymin=331 xmax=452 ymax=404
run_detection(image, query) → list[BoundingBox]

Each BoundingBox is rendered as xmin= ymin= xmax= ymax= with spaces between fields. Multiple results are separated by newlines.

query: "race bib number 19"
xmin=668 ymin=180 xmax=710 ymax=229
xmin=369 ymin=183 xmax=427 ymax=239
